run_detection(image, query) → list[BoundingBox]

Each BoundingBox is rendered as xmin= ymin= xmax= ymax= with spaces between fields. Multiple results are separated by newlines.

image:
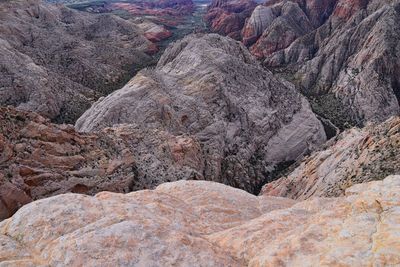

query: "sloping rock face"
xmin=248 ymin=1 xmax=314 ymax=57
xmin=1 ymin=176 xmax=399 ymax=266
xmin=76 ymin=33 xmax=326 ymax=193
xmin=262 ymin=0 xmax=400 ymax=126
xmin=0 ymin=0 xmax=153 ymax=123
xmin=215 ymin=0 xmax=400 ymax=127
xmin=262 ymin=116 xmax=400 ymax=199
xmin=0 ymin=107 xmax=214 ymax=219
xmin=0 ymin=107 xmax=138 ymax=220
xmin=205 ymin=0 xmax=257 ymax=39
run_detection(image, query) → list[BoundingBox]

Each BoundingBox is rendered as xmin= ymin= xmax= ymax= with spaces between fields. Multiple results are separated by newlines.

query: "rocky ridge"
xmin=205 ymin=0 xmax=257 ymax=39
xmin=76 ymin=33 xmax=326 ymax=193
xmin=209 ymin=0 xmax=400 ymax=127
xmin=0 ymin=175 xmax=399 ymax=266
xmin=262 ymin=115 xmax=400 ymax=199
xmin=0 ymin=0 xmax=154 ymax=123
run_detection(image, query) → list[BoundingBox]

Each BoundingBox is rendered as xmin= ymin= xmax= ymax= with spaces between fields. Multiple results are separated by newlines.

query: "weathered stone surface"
xmin=262 ymin=116 xmax=400 ymax=199
xmin=264 ymin=0 xmax=400 ymax=125
xmin=76 ymin=33 xmax=326 ymax=193
xmin=205 ymin=0 xmax=257 ymax=39
xmin=0 ymin=107 xmax=140 ymax=220
xmin=0 ymin=176 xmax=399 ymax=266
xmin=212 ymin=0 xmax=400 ymax=126
xmin=242 ymin=5 xmax=276 ymax=46
xmin=0 ymin=0 xmax=153 ymax=123
xmin=250 ymin=1 xmax=314 ymax=58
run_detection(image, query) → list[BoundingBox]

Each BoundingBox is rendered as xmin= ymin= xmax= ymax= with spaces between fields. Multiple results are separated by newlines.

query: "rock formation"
xmin=1 ymin=175 xmax=399 ymax=266
xmin=76 ymin=33 xmax=326 ymax=193
xmin=212 ymin=0 xmax=400 ymax=127
xmin=0 ymin=0 xmax=154 ymax=123
xmin=262 ymin=116 xmax=400 ymax=199
xmin=0 ymin=106 xmax=218 ymax=219
xmin=0 ymin=107 xmax=138 ymax=220
xmin=205 ymin=0 xmax=257 ymax=39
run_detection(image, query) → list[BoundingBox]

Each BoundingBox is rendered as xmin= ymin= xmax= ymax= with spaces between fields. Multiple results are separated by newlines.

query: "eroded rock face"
xmin=0 ymin=107 xmax=218 ymax=219
xmin=213 ymin=0 xmax=400 ymax=126
xmin=205 ymin=0 xmax=257 ymax=39
xmin=76 ymin=33 xmax=326 ymax=193
xmin=263 ymin=0 xmax=400 ymax=125
xmin=262 ymin=116 xmax=400 ymax=199
xmin=0 ymin=107 xmax=139 ymax=220
xmin=0 ymin=0 xmax=153 ymax=123
xmin=1 ymin=176 xmax=399 ymax=266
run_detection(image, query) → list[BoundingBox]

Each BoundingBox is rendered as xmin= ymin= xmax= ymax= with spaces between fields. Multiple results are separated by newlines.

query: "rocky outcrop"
xmin=0 ymin=107 xmax=138 ymax=220
xmin=249 ymin=1 xmax=314 ymax=57
xmin=107 ymin=0 xmax=194 ymax=27
xmin=76 ymin=33 xmax=326 ymax=193
xmin=262 ymin=116 xmax=400 ymax=199
xmin=1 ymin=175 xmax=399 ymax=265
xmin=213 ymin=0 xmax=400 ymax=126
xmin=136 ymin=20 xmax=173 ymax=42
xmin=0 ymin=0 xmax=153 ymax=123
xmin=205 ymin=0 xmax=257 ymax=39
xmin=0 ymin=106 xmax=220 ymax=219
xmin=263 ymin=0 xmax=400 ymax=125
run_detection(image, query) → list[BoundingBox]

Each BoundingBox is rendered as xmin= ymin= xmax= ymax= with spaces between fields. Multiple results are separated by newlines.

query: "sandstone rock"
xmin=76 ymin=33 xmax=326 ymax=193
xmin=0 ymin=176 xmax=399 ymax=266
xmin=242 ymin=5 xmax=276 ymax=46
xmin=0 ymin=107 xmax=141 ymax=220
xmin=0 ymin=0 xmax=153 ymax=123
xmin=205 ymin=0 xmax=257 ymax=39
xmin=250 ymin=1 xmax=314 ymax=58
xmin=264 ymin=0 xmax=400 ymax=125
xmin=262 ymin=116 xmax=400 ymax=199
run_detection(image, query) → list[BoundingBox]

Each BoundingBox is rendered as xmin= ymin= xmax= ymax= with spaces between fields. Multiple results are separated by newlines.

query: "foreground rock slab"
xmin=1 ymin=176 xmax=399 ymax=266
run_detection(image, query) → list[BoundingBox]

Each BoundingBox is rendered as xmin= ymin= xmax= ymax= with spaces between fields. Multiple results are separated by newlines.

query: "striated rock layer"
xmin=0 ymin=107 xmax=138 ymax=220
xmin=1 ymin=175 xmax=399 ymax=266
xmin=0 ymin=0 xmax=153 ymax=123
xmin=76 ymin=33 xmax=326 ymax=193
xmin=259 ymin=0 xmax=400 ymax=126
xmin=213 ymin=0 xmax=400 ymax=126
xmin=205 ymin=0 xmax=257 ymax=40
xmin=0 ymin=107 xmax=212 ymax=219
xmin=262 ymin=116 xmax=400 ymax=199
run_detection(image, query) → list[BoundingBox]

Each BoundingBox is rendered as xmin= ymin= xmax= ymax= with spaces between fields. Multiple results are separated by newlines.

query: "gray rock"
xmin=0 ymin=0 xmax=153 ymax=123
xmin=76 ymin=33 xmax=326 ymax=192
xmin=264 ymin=0 xmax=400 ymax=126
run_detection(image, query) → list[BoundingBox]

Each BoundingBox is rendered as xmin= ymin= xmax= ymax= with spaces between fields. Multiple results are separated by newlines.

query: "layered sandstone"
xmin=0 ymin=106 xmax=222 ymax=220
xmin=205 ymin=0 xmax=257 ymax=39
xmin=0 ymin=175 xmax=399 ymax=265
xmin=261 ymin=0 xmax=400 ymax=125
xmin=213 ymin=0 xmax=400 ymax=126
xmin=262 ymin=116 xmax=400 ymax=199
xmin=76 ymin=33 xmax=326 ymax=193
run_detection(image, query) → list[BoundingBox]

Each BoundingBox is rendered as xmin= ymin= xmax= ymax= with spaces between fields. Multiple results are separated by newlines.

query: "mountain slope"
xmin=76 ymin=33 xmax=326 ymax=193
xmin=0 ymin=0 xmax=154 ymax=123
xmin=208 ymin=0 xmax=400 ymax=127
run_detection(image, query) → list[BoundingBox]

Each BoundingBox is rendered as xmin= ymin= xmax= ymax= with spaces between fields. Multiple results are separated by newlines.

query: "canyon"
xmin=0 ymin=0 xmax=399 ymax=265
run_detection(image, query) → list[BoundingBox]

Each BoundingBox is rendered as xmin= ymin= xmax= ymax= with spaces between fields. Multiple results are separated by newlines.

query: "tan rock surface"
xmin=262 ymin=116 xmax=400 ymax=199
xmin=0 ymin=176 xmax=399 ymax=266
